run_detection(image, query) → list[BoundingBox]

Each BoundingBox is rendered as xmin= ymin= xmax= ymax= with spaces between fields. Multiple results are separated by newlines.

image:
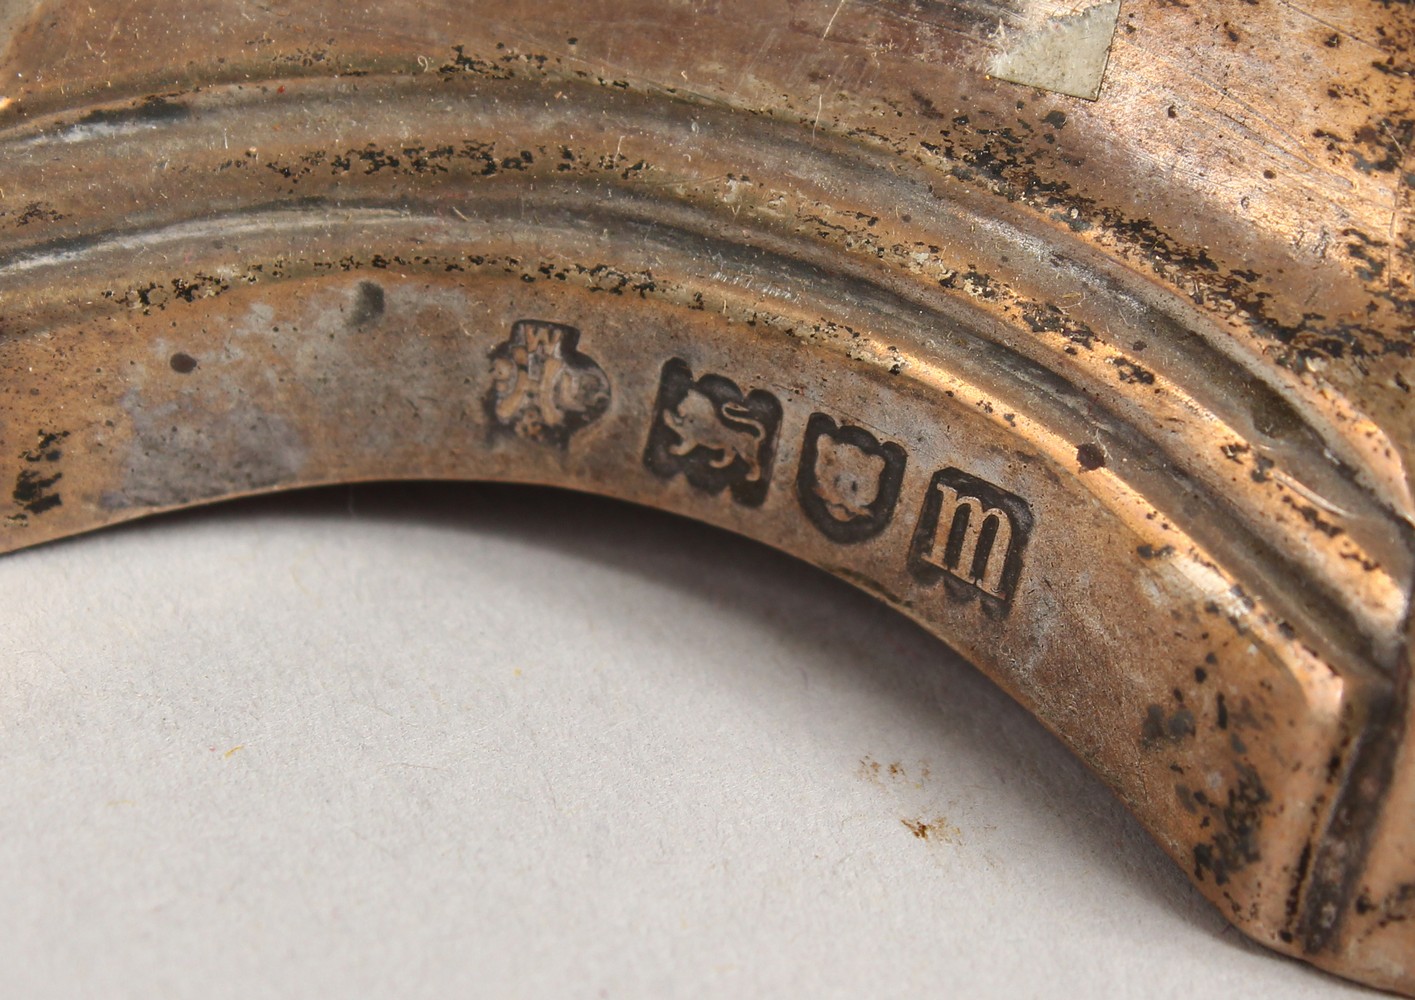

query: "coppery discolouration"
xmin=0 ymin=0 xmax=1411 ymax=994
xmin=0 ymin=84 xmax=1402 ymax=669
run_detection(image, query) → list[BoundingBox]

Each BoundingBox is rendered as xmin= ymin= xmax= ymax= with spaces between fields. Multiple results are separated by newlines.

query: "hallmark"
xmin=643 ymin=358 xmax=782 ymax=507
xmin=908 ymin=467 xmax=1033 ymax=614
xmin=797 ymin=413 xmax=906 ymax=543
xmin=487 ymin=319 xmax=610 ymax=448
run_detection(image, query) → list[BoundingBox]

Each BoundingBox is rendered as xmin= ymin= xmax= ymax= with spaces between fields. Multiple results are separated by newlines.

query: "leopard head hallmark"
xmin=797 ymin=413 xmax=907 ymax=544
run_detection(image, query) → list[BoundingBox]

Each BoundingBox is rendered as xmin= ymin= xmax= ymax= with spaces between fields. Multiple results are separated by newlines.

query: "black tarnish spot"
xmin=349 ymin=280 xmax=386 ymax=327
xmin=12 ymin=471 xmax=62 ymax=514
xmin=1076 ymin=442 xmax=1106 ymax=471
xmin=77 ymin=96 xmax=191 ymax=128
xmin=1142 ymin=704 xmax=1196 ymax=746
xmin=11 ymin=430 xmax=69 ymax=517
xmin=1191 ymin=764 xmax=1271 ymax=886
xmin=169 ymin=352 xmax=198 ymax=374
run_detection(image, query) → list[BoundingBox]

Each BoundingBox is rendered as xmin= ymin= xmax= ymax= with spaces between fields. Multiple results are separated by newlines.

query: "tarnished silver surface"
xmin=0 ymin=0 xmax=1410 ymax=990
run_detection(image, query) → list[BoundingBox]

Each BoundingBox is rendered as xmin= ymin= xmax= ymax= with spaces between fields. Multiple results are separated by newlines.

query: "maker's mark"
xmin=487 ymin=319 xmax=611 ymax=448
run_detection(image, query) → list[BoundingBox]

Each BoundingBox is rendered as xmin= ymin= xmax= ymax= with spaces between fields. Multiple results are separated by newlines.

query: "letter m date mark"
xmin=908 ymin=468 xmax=1033 ymax=616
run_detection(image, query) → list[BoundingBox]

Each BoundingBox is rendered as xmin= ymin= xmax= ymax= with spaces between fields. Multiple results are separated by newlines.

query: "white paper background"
xmin=0 ymin=483 xmax=1375 ymax=998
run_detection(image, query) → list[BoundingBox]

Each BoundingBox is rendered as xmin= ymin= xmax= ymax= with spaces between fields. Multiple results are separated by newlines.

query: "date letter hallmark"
xmin=486 ymin=320 xmax=610 ymax=448
xmin=797 ymin=414 xmax=907 ymax=543
xmin=643 ymin=358 xmax=782 ymax=507
xmin=908 ymin=468 xmax=1034 ymax=616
